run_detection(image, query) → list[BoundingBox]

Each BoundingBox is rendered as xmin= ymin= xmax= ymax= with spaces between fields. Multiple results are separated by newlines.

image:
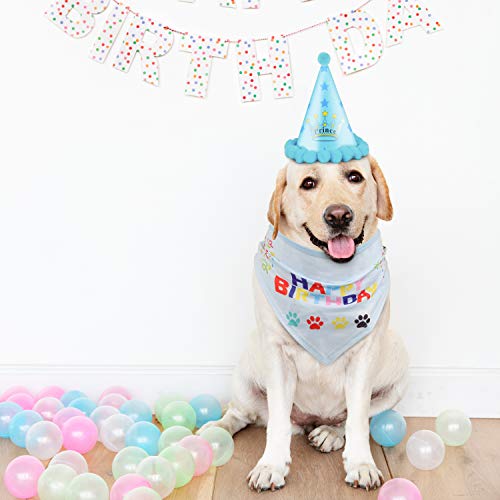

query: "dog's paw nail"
xmin=247 ymin=463 xmax=287 ymax=492
xmin=345 ymin=462 xmax=383 ymax=490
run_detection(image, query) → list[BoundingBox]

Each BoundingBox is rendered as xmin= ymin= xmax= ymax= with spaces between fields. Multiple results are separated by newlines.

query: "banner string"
xmin=111 ymin=0 xmax=372 ymax=43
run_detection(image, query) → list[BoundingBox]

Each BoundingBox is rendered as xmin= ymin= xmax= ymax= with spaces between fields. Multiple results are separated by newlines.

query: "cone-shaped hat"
xmin=285 ymin=53 xmax=369 ymax=164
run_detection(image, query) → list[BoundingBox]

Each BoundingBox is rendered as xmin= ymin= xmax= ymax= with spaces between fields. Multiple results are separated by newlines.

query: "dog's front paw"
xmin=344 ymin=462 xmax=383 ymax=491
xmin=247 ymin=462 xmax=289 ymax=492
xmin=308 ymin=425 xmax=345 ymax=453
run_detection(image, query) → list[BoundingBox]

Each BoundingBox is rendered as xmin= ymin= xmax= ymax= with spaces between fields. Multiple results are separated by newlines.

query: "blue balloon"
xmin=370 ymin=409 xmax=407 ymax=447
xmin=189 ymin=394 xmax=222 ymax=428
xmin=61 ymin=390 xmax=87 ymax=407
xmin=125 ymin=421 xmax=161 ymax=455
xmin=0 ymin=402 xmax=23 ymax=438
xmin=120 ymin=399 xmax=152 ymax=423
xmin=8 ymin=410 xmax=43 ymax=447
xmin=69 ymin=397 xmax=97 ymax=416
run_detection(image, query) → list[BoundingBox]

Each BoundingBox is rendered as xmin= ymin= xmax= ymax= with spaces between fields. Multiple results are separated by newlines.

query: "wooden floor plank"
xmin=383 ymin=417 xmax=500 ymax=500
xmin=213 ymin=426 xmax=389 ymax=500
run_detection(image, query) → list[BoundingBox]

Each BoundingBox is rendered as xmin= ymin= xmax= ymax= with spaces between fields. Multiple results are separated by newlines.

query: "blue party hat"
xmin=285 ymin=53 xmax=369 ymax=164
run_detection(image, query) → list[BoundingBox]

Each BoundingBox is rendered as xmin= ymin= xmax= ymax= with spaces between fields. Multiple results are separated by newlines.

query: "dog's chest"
xmin=282 ymin=341 xmax=351 ymax=417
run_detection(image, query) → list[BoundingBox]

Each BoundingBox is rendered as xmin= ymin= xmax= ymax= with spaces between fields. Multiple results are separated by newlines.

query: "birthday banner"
xmin=44 ymin=0 xmax=442 ymax=102
xmin=182 ymin=0 xmax=312 ymax=9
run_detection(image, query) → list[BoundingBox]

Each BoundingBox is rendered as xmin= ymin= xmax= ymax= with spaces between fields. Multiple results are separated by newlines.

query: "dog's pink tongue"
xmin=327 ymin=235 xmax=355 ymax=259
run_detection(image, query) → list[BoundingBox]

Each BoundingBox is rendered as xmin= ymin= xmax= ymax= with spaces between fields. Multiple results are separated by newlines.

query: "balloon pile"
xmin=2 ymin=384 xmax=473 ymax=499
xmin=1 ymin=385 xmax=231 ymax=499
xmin=368 ymin=407 xmax=473 ymax=499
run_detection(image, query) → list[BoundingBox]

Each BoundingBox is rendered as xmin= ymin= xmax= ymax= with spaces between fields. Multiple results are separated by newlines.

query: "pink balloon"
xmin=53 ymin=407 xmax=85 ymax=429
xmin=3 ymin=455 xmax=44 ymax=498
xmin=179 ymin=435 xmax=214 ymax=476
xmin=378 ymin=478 xmax=423 ymax=500
xmin=0 ymin=386 xmax=31 ymax=402
xmin=99 ymin=393 xmax=128 ymax=409
xmin=7 ymin=392 xmax=35 ymax=410
xmin=62 ymin=416 xmax=98 ymax=454
xmin=100 ymin=386 xmax=132 ymax=401
xmin=33 ymin=397 xmax=64 ymax=421
xmin=36 ymin=385 xmax=65 ymax=401
xmin=110 ymin=474 xmax=151 ymax=500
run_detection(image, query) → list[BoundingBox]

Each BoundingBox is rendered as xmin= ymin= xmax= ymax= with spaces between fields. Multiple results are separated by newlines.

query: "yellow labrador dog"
xmin=200 ymin=155 xmax=408 ymax=492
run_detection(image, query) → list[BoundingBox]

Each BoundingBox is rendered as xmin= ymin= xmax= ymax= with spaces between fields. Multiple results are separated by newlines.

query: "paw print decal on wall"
xmin=307 ymin=316 xmax=324 ymax=330
xmin=332 ymin=317 xmax=348 ymax=329
xmin=354 ymin=314 xmax=371 ymax=328
xmin=286 ymin=312 xmax=300 ymax=327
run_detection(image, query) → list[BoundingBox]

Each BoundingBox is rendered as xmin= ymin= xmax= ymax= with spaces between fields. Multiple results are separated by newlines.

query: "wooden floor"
xmin=1 ymin=418 xmax=499 ymax=499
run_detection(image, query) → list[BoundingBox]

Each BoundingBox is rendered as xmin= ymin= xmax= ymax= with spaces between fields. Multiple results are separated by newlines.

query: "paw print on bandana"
xmin=332 ymin=317 xmax=348 ymax=329
xmin=354 ymin=314 xmax=371 ymax=328
xmin=307 ymin=316 xmax=324 ymax=330
xmin=286 ymin=312 xmax=300 ymax=327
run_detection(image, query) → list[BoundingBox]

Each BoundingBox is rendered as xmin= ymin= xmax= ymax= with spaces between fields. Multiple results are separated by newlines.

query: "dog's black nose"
xmin=323 ymin=204 xmax=353 ymax=229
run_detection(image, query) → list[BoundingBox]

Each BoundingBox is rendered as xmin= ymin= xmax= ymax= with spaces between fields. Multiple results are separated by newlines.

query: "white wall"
xmin=0 ymin=0 xmax=499 ymax=416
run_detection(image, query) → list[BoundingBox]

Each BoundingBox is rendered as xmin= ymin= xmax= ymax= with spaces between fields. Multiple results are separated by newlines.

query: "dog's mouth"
xmin=304 ymin=223 xmax=365 ymax=263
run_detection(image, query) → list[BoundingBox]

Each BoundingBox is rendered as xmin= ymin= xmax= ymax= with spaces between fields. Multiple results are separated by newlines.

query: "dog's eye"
xmin=347 ymin=171 xmax=364 ymax=184
xmin=300 ymin=177 xmax=317 ymax=190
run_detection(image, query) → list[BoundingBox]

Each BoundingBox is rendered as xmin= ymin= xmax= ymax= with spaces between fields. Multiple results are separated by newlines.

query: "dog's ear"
xmin=267 ymin=167 xmax=287 ymax=239
xmin=369 ymin=155 xmax=393 ymax=221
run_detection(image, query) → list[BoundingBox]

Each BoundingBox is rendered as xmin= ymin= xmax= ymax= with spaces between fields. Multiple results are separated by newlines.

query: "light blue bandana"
xmin=255 ymin=228 xmax=390 ymax=365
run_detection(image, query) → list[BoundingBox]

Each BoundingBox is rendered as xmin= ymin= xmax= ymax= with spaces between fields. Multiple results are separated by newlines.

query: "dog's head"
xmin=268 ymin=155 xmax=392 ymax=263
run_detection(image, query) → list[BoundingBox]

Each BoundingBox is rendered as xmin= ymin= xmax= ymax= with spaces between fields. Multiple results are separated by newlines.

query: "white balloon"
xmin=112 ymin=446 xmax=149 ymax=479
xmin=33 ymin=397 xmax=64 ymax=421
xmin=90 ymin=405 xmax=119 ymax=440
xmin=25 ymin=421 xmax=63 ymax=460
xmin=136 ymin=456 xmax=176 ymax=498
xmin=100 ymin=413 xmax=134 ymax=452
xmin=38 ymin=464 xmax=76 ymax=500
xmin=49 ymin=450 xmax=89 ymax=475
xmin=406 ymin=430 xmax=445 ymax=470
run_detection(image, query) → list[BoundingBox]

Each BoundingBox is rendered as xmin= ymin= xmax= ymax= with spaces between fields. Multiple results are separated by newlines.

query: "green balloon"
xmin=154 ymin=394 xmax=184 ymax=419
xmin=66 ymin=473 xmax=109 ymax=500
xmin=112 ymin=446 xmax=149 ymax=479
xmin=124 ymin=487 xmax=161 ymax=500
xmin=38 ymin=464 xmax=76 ymax=500
xmin=159 ymin=445 xmax=195 ymax=488
xmin=136 ymin=456 xmax=176 ymax=498
xmin=159 ymin=425 xmax=192 ymax=452
xmin=200 ymin=426 xmax=234 ymax=466
xmin=436 ymin=409 xmax=472 ymax=446
xmin=160 ymin=401 xmax=196 ymax=431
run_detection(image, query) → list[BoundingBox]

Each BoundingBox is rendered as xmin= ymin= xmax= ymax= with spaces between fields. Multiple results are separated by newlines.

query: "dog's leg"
xmin=197 ymin=365 xmax=265 ymax=436
xmin=247 ymin=349 xmax=296 ymax=492
xmin=342 ymin=354 xmax=383 ymax=491
xmin=308 ymin=424 xmax=345 ymax=453
xmin=369 ymin=374 xmax=408 ymax=417
xmin=198 ymin=404 xmax=253 ymax=436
